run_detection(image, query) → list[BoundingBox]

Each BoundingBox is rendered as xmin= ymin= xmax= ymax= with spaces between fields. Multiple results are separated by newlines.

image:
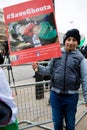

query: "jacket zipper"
xmin=63 ymin=53 xmax=68 ymax=93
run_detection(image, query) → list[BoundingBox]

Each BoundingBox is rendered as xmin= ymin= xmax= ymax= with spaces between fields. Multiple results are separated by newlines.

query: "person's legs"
xmin=50 ymin=91 xmax=63 ymax=130
xmin=35 ymin=72 xmax=44 ymax=99
xmin=63 ymin=94 xmax=79 ymax=130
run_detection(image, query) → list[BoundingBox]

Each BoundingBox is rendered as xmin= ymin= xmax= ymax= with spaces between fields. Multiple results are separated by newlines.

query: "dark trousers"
xmin=35 ymin=72 xmax=44 ymax=99
xmin=50 ymin=91 xmax=79 ymax=130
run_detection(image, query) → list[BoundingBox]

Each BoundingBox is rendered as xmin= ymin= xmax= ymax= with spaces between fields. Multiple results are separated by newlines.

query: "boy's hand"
xmin=32 ymin=62 xmax=38 ymax=71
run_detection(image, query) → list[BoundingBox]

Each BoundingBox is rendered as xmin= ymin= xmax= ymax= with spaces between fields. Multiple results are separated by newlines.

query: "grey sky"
xmin=55 ymin=0 xmax=87 ymax=40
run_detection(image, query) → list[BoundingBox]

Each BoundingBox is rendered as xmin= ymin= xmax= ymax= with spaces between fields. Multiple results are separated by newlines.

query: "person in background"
xmin=0 ymin=66 xmax=19 ymax=130
xmin=80 ymin=44 xmax=87 ymax=58
xmin=43 ymin=59 xmax=50 ymax=86
xmin=32 ymin=29 xmax=87 ymax=130
xmin=0 ymin=52 xmax=4 ymax=64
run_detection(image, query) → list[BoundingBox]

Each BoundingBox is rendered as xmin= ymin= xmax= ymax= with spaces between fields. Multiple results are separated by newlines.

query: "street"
xmin=3 ymin=64 xmax=35 ymax=84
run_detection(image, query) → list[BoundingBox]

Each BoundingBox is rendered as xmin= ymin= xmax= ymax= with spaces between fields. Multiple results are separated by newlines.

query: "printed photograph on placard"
xmin=8 ymin=12 xmax=58 ymax=52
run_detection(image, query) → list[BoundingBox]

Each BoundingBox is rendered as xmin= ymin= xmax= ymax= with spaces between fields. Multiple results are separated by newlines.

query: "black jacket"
xmin=0 ymin=53 xmax=4 ymax=64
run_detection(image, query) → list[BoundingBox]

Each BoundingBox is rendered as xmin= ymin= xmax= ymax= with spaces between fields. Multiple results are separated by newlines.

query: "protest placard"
xmin=3 ymin=0 xmax=61 ymax=65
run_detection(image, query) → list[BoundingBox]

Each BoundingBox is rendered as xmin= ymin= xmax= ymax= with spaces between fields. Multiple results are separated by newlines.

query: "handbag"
xmin=0 ymin=100 xmax=12 ymax=126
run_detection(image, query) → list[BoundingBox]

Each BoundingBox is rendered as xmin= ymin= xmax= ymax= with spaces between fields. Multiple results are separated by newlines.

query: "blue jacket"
xmin=38 ymin=48 xmax=87 ymax=103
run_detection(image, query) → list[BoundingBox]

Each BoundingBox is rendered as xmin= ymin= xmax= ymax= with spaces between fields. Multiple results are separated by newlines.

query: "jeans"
xmin=50 ymin=91 xmax=79 ymax=130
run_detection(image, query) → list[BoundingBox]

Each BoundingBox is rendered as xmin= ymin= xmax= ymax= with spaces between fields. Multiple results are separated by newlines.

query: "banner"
xmin=3 ymin=0 xmax=61 ymax=66
xmin=78 ymin=37 xmax=85 ymax=48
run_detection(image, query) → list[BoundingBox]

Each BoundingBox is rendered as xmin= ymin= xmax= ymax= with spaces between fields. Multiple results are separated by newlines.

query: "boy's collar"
xmin=62 ymin=47 xmax=77 ymax=53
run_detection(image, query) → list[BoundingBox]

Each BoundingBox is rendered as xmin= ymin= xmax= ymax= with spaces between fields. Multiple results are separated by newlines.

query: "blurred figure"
xmin=42 ymin=59 xmax=51 ymax=89
xmin=0 ymin=52 xmax=4 ymax=64
xmin=35 ymin=71 xmax=44 ymax=100
xmin=0 ymin=67 xmax=19 ymax=130
xmin=80 ymin=44 xmax=87 ymax=58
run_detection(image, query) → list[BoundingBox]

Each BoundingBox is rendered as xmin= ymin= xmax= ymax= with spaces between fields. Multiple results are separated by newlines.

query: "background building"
xmin=0 ymin=9 xmax=7 ymax=51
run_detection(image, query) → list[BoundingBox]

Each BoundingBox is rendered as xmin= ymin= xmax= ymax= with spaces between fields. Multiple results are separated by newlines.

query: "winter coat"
xmin=38 ymin=48 xmax=87 ymax=103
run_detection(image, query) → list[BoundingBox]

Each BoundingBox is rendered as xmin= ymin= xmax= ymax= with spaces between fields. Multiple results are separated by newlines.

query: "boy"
xmin=32 ymin=29 xmax=87 ymax=130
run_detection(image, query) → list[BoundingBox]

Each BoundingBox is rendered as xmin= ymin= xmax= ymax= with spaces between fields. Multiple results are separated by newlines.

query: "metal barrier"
xmin=11 ymin=81 xmax=87 ymax=130
xmin=1 ymin=64 xmax=87 ymax=129
xmin=11 ymin=81 xmax=53 ymax=130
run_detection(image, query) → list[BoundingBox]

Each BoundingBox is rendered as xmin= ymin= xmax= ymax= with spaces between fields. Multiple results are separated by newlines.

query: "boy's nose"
xmin=69 ymin=40 xmax=73 ymax=44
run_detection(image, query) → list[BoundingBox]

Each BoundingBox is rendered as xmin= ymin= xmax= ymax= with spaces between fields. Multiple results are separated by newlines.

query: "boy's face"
xmin=65 ymin=36 xmax=78 ymax=52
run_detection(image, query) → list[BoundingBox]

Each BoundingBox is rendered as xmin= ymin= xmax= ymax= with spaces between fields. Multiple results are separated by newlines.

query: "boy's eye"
xmin=71 ymin=38 xmax=77 ymax=42
xmin=67 ymin=38 xmax=71 ymax=41
xmin=67 ymin=37 xmax=77 ymax=42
